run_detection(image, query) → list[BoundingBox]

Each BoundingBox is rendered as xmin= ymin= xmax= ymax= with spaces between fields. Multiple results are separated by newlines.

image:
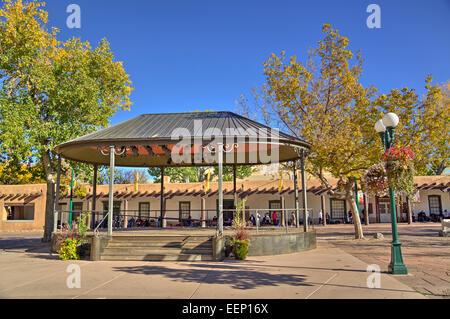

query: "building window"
xmin=269 ymin=200 xmax=281 ymax=210
xmin=58 ymin=203 xmax=67 ymax=211
xmin=378 ymin=198 xmax=390 ymax=215
xmin=330 ymin=199 xmax=346 ymax=221
xmin=72 ymin=202 xmax=83 ymax=211
xmin=139 ymin=202 xmax=150 ymax=218
xmin=428 ymin=195 xmax=442 ymax=215
xmin=5 ymin=204 xmax=35 ymax=221
xmin=102 ymin=201 xmax=122 ymax=218
xmin=179 ymin=201 xmax=191 ymax=221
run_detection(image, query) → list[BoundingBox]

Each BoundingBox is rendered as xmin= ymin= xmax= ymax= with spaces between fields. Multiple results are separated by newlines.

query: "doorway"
xmin=217 ymin=199 xmax=235 ymax=226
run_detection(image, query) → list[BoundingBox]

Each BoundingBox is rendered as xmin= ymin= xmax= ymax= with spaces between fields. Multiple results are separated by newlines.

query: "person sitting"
xmin=418 ymin=211 xmax=427 ymax=222
xmin=186 ymin=215 xmax=192 ymax=227
xmin=443 ymin=209 xmax=449 ymax=219
xmin=128 ymin=217 xmax=135 ymax=228
xmin=264 ymin=213 xmax=271 ymax=225
xmin=249 ymin=214 xmax=256 ymax=226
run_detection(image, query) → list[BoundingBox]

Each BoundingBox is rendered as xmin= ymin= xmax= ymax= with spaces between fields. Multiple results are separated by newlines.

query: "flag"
xmin=134 ymin=171 xmax=139 ymax=192
xmin=358 ymin=193 xmax=364 ymax=204
xmin=278 ymin=168 xmax=283 ymax=193
xmin=204 ymin=167 xmax=213 ymax=192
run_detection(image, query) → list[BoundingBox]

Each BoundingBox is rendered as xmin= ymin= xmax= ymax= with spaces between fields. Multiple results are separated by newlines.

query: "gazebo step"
xmin=100 ymin=254 xmax=213 ymax=261
xmin=110 ymin=236 xmax=213 ymax=243
xmin=98 ymin=235 xmax=214 ymax=261
xmin=102 ymin=247 xmax=212 ymax=256
xmin=107 ymin=242 xmax=184 ymax=248
xmin=107 ymin=242 xmax=212 ymax=249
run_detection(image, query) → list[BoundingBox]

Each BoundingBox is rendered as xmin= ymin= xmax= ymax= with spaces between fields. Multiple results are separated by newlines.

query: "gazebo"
xmin=54 ymin=111 xmax=311 ymax=237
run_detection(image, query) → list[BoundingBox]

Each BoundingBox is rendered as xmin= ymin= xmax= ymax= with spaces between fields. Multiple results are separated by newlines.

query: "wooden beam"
xmin=131 ymin=146 xmax=139 ymax=156
xmin=145 ymin=145 xmax=154 ymax=156
xmin=161 ymin=145 xmax=171 ymax=155
xmin=131 ymin=191 xmax=141 ymax=199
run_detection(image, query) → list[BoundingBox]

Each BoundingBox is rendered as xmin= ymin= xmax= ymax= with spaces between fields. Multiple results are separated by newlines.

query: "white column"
xmin=218 ymin=145 xmax=223 ymax=236
xmin=108 ymin=146 xmax=115 ymax=237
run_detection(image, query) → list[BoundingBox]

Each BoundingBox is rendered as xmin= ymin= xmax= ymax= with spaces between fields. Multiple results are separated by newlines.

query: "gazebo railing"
xmin=54 ymin=208 xmax=315 ymax=233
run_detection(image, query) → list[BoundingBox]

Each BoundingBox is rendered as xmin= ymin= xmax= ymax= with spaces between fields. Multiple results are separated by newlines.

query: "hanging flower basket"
xmin=381 ymin=146 xmax=416 ymax=196
xmin=361 ymin=163 xmax=388 ymax=197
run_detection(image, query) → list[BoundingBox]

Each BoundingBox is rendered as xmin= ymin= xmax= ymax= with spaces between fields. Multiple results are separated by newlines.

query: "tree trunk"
xmin=435 ymin=160 xmax=446 ymax=175
xmin=406 ymin=196 xmax=412 ymax=225
xmin=364 ymin=193 xmax=369 ymax=225
xmin=42 ymin=150 xmax=56 ymax=242
xmin=347 ymin=195 xmax=364 ymax=239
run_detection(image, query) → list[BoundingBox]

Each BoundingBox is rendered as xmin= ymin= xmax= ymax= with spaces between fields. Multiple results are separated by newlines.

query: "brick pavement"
xmin=314 ymin=222 xmax=450 ymax=299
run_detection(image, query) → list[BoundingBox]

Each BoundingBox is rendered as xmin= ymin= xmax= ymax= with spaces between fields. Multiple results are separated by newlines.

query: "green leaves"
xmin=262 ymin=24 xmax=380 ymax=183
xmin=0 ymin=0 xmax=133 ymax=179
xmin=374 ymin=80 xmax=449 ymax=175
xmin=147 ymin=166 xmax=255 ymax=183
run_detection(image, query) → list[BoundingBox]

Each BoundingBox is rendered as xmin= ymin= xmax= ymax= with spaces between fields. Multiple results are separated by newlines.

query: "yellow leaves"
xmin=0 ymin=161 xmax=45 ymax=185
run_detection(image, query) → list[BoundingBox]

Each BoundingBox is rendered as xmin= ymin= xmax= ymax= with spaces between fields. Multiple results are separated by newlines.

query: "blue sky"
xmin=43 ymin=0 xmax=450 ymax=127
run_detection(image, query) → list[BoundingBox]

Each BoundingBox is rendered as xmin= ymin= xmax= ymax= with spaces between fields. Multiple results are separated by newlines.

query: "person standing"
xmin=443 ymin=209 xmax=449 ymax=219
xmin=291 ymin=211 xmax=297 ymax=227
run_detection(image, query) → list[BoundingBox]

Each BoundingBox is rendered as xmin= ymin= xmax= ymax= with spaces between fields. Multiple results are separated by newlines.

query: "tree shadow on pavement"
xmin=113 ymin=263 xmax=313 ymax=290
xmin=184 ymin=261 xmax=372 ymax=274
xmin=0 ymin=237 xmax=51 ymax=254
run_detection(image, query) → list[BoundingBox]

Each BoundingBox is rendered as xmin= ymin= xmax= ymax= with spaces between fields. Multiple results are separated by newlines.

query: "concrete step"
xmin=107 ymin=242 xmax=184 ymax=248
xmin=99 ymin=235 xmax=214 ymax=261
xmin=102 ymin=247 xmax=212 ymax=256
xmin=110 ymin=235 xmax=213 ymax=243
xmin=100 ymin=254 xmax=213 ymax=261
xmin=107 ymin=242 xmax=212 ymax=250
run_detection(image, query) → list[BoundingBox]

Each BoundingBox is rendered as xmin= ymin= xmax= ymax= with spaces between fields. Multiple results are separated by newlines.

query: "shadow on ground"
xmin=113 ymin=262 xmax=312 ymax=290
xmin=0 ymin=237 xmax=51 ymax=254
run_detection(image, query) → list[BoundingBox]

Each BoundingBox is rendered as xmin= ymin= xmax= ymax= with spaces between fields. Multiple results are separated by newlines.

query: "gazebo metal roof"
xmin=53 ymin=111 xmax=312 ymax=236
xmin=55 ymin=111 xmax=310 ymax=167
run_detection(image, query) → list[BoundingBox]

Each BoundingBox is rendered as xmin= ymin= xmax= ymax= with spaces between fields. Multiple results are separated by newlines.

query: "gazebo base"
xmin=88 ymin=228 xmax=317 ymax=261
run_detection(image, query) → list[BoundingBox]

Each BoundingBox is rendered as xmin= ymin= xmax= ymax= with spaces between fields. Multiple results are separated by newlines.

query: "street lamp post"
xmin=375 ymin=113 xmax=408 ymax=275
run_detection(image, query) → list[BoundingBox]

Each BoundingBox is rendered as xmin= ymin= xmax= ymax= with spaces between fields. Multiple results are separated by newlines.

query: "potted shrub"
xmin=229 ymin=198 xmax=250 ymax=260
xmin=57 ymin=212 xmax=91 ymax=260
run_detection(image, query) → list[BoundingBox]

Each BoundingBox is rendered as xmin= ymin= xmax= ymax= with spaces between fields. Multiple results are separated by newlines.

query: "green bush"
xmin=58 ymin=238 xmax=80 ymax=261
xmin=232 ymin=238 xmax=250 ymax=260
xmin=76 ymin=212 xmax=90 ymax=240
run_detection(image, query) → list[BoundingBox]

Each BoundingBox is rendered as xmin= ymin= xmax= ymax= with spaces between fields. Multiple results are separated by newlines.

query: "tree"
xmin=96 ymin=167 xmax=148 ymax=185
xmin=0 ymin=0 xmax=133 ymax=241
xmin=147 ymin=166 xmax=254 ymax=183
xmin=374 ymin=79 xmax=449 ymax=175
xmin=241 ymin=24 xmax=381 ymax=239
xmin=212 ymin=165 xmax=254 ymax=182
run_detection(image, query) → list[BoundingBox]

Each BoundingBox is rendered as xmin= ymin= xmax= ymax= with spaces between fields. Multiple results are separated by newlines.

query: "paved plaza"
xmin=314 ymin=222 xmax=450 ymax=299
xmin=0 ymin=223 xmax=448 ymax=299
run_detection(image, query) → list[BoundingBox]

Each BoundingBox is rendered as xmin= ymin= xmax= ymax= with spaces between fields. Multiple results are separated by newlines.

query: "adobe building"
xmin=0 ymin=184 xmax=46 ymax=231
xmin=1 ymin=176 xmax=448 ymax=232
